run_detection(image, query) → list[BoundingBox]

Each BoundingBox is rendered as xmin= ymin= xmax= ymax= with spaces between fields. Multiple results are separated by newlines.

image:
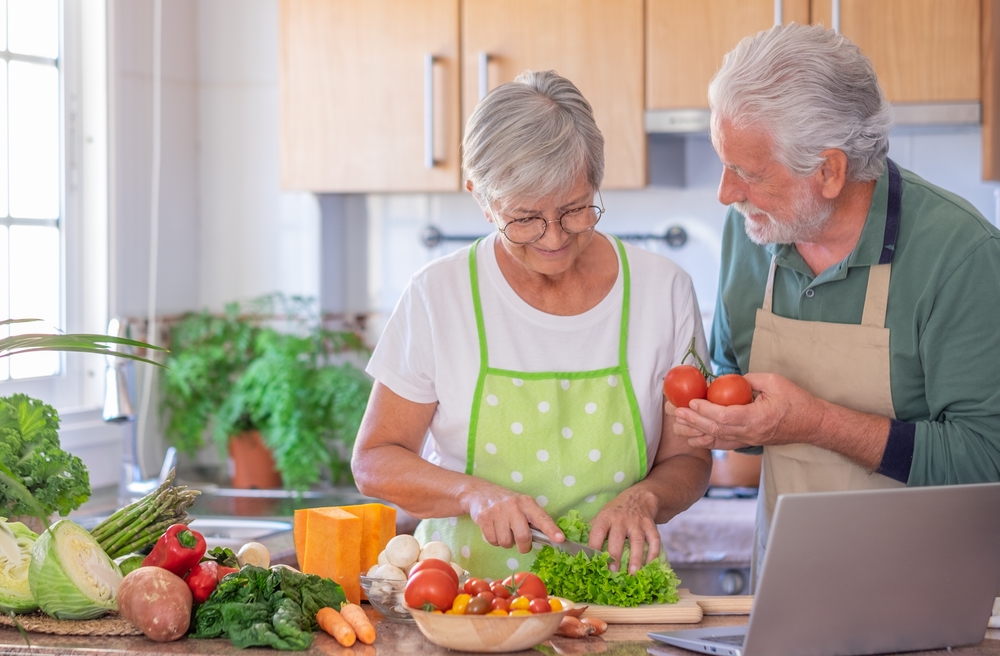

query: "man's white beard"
xmin=734 ymin=187 xmax=834 ymax=245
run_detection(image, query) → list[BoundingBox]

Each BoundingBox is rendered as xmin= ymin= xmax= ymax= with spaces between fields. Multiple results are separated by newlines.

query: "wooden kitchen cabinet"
xmin=646 ymin=0 xmax=810 ymax=111
xmin=462 ymin=0 xmax=646 ymax=189
xmin=279 ymin=0 xmax=461 ymax=192
xmin=811 ymin=0 xmax=980 ymax=104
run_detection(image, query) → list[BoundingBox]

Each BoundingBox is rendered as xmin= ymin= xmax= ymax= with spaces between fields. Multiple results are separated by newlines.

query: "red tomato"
xmin=707 ymin=374 xmax=753 ymax=406
xmin=664 ymin=365 xmax=708 ymax=408
xmin=502 ymin=572 xmax=547 ymax=599
xmin=490 ymin=596 xmax=510 ymax=612
xmin=475 ymin=590 xmax=496 ymax=604
xmin=528 ymin=597 xmax=552 ymax=614
xmin=463 ymin=576 xmax=491 ymax=596
xmin=404 ymin=569 xmax=459 ymax=611
xmin=409 ymin=558 xmax=459 ymax=586
xmin=490 ymin=581 xmax=511 ymax=599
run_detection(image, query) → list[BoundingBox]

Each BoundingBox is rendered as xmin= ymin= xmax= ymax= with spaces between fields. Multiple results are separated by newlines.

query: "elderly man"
xmin=673 ymin=22 xmax=1000 ymax=581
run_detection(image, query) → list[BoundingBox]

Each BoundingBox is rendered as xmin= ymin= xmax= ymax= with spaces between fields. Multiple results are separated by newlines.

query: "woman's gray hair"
xmin=463 ymin=70 xmax=604 ymax=211
xmin=709 ymin=23 xmax=893 ymax=182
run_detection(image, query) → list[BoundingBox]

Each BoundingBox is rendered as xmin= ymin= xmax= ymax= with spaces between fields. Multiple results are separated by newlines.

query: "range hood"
xmin=645 ymin=101 xmax=982 ymax=134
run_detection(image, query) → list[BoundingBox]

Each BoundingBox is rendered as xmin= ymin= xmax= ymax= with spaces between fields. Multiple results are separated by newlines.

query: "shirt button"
xmin=805 ymin=289 xmax=815 ymax=298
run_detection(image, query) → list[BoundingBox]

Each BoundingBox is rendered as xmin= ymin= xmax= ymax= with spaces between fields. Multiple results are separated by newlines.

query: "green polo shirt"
xmin=710 ymin=161 xmax=1000 ymax=486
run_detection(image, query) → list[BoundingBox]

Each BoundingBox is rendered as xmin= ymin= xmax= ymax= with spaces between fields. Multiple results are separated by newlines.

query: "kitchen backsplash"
xmin=360 ymin=126 xmax=998 ymax=347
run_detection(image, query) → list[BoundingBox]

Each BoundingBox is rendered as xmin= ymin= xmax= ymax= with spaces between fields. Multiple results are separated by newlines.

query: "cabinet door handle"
xmin=478 ymin=51 xmax=490 ymax=101
xmin=831 ymin=0 xmax=840 ymax=33
xmin=424 ymin=53 xmax=436 ymax=169
xmin=774 ymin=0 xmax=782 ymax=25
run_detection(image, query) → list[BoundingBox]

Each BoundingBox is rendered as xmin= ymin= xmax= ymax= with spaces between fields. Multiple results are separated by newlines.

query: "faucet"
xmin=102 ymin=317 xmax=177 ymax=505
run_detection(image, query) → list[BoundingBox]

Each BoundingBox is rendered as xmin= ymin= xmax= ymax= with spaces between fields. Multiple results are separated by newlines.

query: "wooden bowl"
xmin=406 ymin=602 xmax=573 ymax=653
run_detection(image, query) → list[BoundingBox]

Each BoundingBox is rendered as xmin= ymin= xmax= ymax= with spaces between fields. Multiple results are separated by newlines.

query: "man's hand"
xmin=673 ymin=372 xmax=825 ymax=450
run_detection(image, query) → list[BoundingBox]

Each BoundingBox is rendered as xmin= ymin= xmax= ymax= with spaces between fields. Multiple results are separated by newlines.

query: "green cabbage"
xmin=0 ymin=518 xmax=38 ymax=613
xmin=28 ymin=519 xmax=122 ymax=619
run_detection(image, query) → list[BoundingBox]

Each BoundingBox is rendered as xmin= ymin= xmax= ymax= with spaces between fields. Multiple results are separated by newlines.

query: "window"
xmin=0 ymin=0 xmax=62 ymax=381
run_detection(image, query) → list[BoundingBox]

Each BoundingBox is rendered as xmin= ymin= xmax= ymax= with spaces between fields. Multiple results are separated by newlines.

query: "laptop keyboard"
xmin=707 ymin=634 xmax=746 ymax=646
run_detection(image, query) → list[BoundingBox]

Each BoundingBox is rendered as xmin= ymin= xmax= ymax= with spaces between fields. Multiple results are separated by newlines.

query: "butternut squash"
xmin=298 ymin=508 xmax=362 ymax=604
xmin=340 ymin=504 xmax=397 ymax=574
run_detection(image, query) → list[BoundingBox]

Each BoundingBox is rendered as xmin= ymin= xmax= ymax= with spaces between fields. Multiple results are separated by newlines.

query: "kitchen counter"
xmin=1 ymin=608 xmax=998 ymax=656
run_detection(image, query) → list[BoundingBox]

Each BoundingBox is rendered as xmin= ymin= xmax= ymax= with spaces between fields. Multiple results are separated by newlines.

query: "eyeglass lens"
xmin=502 ymin=206 xmax=603 ymax=244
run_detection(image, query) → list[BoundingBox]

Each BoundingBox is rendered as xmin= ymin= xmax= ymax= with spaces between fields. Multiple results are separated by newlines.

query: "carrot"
xmin=339 ymin=603 xmax=377 ymax=645
xmin=317 ymin=606 xmax=356 ymax=647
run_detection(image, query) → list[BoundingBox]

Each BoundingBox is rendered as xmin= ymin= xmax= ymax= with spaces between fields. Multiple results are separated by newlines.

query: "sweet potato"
xmin=117 ymin=567 xmax=193 ymax=642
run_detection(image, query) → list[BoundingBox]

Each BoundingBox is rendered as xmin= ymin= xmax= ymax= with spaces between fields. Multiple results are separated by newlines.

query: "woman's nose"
xmin=718 ymin=168 xmax=746 ymax=206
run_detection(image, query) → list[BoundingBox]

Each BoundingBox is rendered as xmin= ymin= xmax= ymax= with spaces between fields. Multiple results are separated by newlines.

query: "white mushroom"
xmin=374 ymin=563 xmax=407 ymax=581
xmin=237 ymin=542 xmax=271 ymax=569
xmin=417 ymin=540 xmax=453 ymax=563
xmin=384 ymin=534 xmax=420 ymax=569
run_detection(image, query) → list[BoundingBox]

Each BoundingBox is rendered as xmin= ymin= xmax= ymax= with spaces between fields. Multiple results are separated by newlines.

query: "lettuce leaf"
xmin=530 ymin=512 xmax=680 ymax=607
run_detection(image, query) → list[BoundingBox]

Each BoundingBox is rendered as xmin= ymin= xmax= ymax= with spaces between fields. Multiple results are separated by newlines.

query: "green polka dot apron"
xmin=414 ymin=236 xmax=647 ymax=580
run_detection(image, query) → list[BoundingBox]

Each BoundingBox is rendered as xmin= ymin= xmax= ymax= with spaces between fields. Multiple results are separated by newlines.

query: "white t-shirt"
xmin=367 ymin=232 xmax=708 ymax=475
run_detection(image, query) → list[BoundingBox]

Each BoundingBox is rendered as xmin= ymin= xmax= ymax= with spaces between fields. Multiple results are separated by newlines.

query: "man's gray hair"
xmin=463 ymin=70 xmax=604 ymax=211
xmin=709 ymin=23 xmax=893 ymax=182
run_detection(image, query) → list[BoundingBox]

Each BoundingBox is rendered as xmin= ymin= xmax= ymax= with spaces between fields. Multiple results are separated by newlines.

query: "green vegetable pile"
xmin=190 ymin=565 xmax=346 ymax=650
xmin=0 ymin=395 xmax=90 ymax=519
xmin=530 ymin=510 xmax=680 ymax=607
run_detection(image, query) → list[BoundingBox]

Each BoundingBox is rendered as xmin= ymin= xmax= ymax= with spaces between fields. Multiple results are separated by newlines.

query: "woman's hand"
xmin=465 ymin=487 xmax=563 ymax=555
xmin=589 ymin=489 xmax=661 ymax=575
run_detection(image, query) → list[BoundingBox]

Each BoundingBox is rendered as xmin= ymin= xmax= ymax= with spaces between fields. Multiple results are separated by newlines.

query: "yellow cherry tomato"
xmin=509 ymin=596 xmax=531 ymax=611
xmin=450 ymin=593 xmax=471 ymax=614
xmin=548 ymin=598 xmax=564 ymax=612
xmin=487 ymin=609 xmax=508 ymax=617
xmin=509 ymin=609 xmax=532 ymax=616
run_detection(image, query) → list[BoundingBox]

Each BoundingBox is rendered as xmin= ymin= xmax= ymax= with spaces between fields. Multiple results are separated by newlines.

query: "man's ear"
xmin=816 ymin=149 xmax=848 ymax=199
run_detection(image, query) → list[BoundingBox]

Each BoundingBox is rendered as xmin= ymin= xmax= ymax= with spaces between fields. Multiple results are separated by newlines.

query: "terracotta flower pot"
xmin=228 ymin=430 xmax=282 ymax=489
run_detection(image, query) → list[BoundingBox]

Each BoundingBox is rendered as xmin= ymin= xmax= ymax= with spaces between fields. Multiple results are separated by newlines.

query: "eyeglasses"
xmin=493 ymin=191 xmax=605 ymax=245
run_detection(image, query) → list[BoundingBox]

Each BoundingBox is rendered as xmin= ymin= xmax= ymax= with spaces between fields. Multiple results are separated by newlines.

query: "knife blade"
xmin=530 ymin=527 xmax=610 ymax=561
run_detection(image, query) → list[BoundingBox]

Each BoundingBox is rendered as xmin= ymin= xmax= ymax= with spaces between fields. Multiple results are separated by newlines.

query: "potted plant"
xmin=160 ymin=294 xmax=373 ymax=491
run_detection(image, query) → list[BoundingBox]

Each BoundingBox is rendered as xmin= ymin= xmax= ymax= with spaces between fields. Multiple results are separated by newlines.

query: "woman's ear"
xmin=816 ymin=149 xmax=848 ymax=199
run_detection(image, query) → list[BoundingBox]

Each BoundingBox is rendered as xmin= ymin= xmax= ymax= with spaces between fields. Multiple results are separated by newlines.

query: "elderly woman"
xmin=352 ymin=70 xmax=711 ymax=579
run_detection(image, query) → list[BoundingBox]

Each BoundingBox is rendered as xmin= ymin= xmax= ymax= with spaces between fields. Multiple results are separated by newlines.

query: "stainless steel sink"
xmin=187 ymin=517 xmax=292 ymax=551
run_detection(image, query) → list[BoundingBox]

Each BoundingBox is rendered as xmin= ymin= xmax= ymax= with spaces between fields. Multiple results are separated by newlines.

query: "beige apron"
xmin=747 ymin=160 xmax=905 ymax=589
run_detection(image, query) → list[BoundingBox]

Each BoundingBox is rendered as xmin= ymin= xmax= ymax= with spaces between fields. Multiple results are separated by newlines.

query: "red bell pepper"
xmin=185 ymin=560 xmax=240 ymax=603
xmin=140 ymin=523 xmax=207 ymax=578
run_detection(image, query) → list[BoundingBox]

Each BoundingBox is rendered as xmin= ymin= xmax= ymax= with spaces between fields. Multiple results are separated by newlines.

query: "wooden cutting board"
xmin=580 ymin=589 xmax=753 ymax=624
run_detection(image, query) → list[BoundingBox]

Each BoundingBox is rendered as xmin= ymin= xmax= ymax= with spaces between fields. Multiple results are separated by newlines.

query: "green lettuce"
xmin=530 ymin=511 xmax=680 ymax=607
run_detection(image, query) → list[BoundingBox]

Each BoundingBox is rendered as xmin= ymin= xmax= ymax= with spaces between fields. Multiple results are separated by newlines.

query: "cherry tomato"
xmin=548 ymin=597 xmax=564 ymax=612
xmin=707 ymin=373 xmax=753 ymax=406
xmin=487 ymin=608 xmax=508 ymax=616
xmin=475 ymin=590 xmax=496 ymax=604
xmin=409 ymin=558 xmax=460 ymax=586
xmin=502 ymin=572 xmax=547 ymax=599
xmin=508 ymin=595 xmax=531 ymax=611
xmin=463 ymin=576 xmax=491 ymax=596
xmin=490 ymin=596 xmax=510 ymax=612
xmin=466 ymin=596 xmax=491 ymax=615
xmin=490 ymin=581 xmax=511 ymax=599
xmin=404 ymin=569 xmax=459 ymax=611
xmin=450 ymin=593 xmax=471 ymax=614
xmin=528 ymin=597 xmax=551 ymax=614
xmin=509 ymin=609 xmax=532 ymax=616
xmin=664 ymin=364 xmax=708 ymax=408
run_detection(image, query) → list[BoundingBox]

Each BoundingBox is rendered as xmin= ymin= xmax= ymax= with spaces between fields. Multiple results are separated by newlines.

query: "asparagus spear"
xmin=89 ymin=468 xmax=201 ymax=558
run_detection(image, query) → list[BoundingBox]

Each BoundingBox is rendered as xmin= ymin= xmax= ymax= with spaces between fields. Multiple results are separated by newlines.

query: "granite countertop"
xmin=1 ymin=608 xmax=998 ymax=656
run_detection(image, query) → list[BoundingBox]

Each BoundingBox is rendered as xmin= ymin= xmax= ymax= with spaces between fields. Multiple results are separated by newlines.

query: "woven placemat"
xmin=0 ymin=611 xmax=142 ymax=636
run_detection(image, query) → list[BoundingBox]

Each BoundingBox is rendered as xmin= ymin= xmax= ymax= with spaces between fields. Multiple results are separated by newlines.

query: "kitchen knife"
xmin=530 ymin=527 xmax=610 ymax=561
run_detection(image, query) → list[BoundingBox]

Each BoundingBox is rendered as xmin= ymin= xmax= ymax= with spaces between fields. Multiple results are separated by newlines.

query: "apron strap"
xmin=613 ymin=236 xmax=632 ymax=368
xmin=860 ymin=263 xmax=891 ymax=327
xmin=468 ymin=239 xmax=489 ymax=371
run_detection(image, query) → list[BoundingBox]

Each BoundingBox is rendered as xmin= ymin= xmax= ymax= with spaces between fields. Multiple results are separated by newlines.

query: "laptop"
xmin=649 ymin=483 xmax=1000 ymax=656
